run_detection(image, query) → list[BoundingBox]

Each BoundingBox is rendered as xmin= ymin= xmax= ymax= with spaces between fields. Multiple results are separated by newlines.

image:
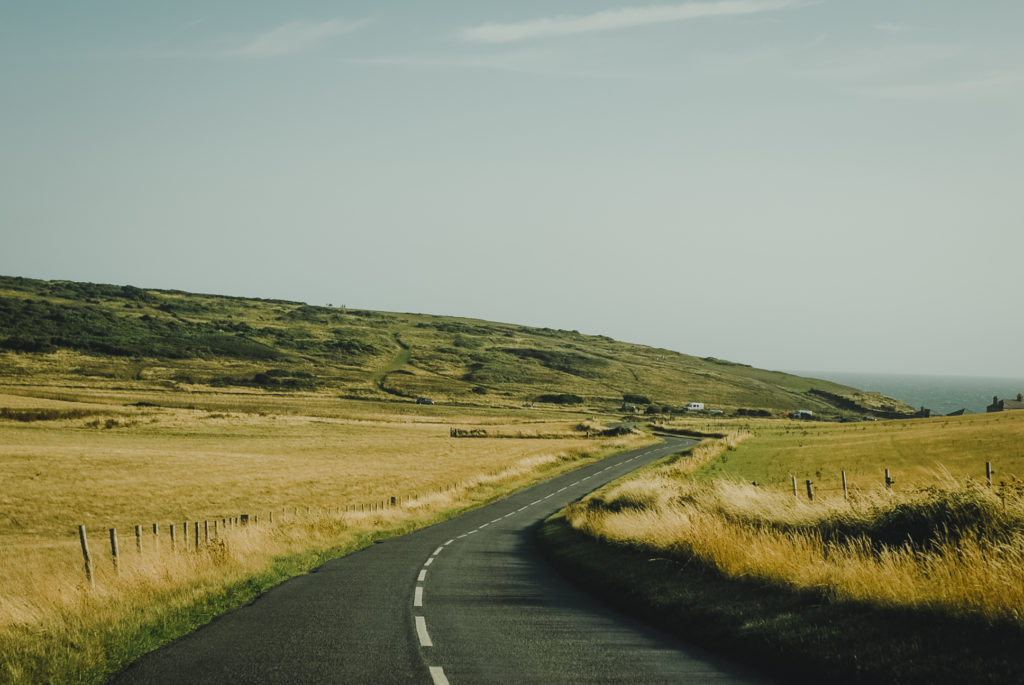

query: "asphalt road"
xmin=113 ymin=436 xmax=769 ymax=684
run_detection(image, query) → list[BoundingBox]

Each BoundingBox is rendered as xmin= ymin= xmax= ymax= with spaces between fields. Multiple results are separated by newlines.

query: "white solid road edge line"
xmin=415 ymin=616 xmax=433 ymax=647
xmin=414 ymin=586 xmax=424 ymax=607
xmin=429 ymin=666 xmax=450 ymax=685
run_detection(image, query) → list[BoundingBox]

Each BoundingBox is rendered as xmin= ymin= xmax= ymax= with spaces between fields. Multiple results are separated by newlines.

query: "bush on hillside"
xmin=536 ymin=393 xmax=584 ymax=405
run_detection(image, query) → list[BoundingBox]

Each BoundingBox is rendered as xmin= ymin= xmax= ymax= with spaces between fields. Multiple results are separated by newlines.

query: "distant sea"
xmin=792 ymin=371 xmax=1024 ymax=416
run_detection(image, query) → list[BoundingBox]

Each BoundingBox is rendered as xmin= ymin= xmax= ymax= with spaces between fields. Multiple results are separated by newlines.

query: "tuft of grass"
xmin=0 ymin=407 xmax=107 ymax=422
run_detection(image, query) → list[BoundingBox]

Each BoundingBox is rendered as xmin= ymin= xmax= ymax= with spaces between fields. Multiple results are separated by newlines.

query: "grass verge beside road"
xmin=538 ymin=513 xmax=1024 ymax=684
xmin=542 ymin=417 xmax=1024 ymax=683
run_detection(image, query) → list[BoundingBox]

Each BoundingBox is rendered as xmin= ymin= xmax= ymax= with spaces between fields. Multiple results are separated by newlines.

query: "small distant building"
xmin=792 ymin=409 xmax=814 ymax=419
xmin=946 ymin=408 xmax=974 ymax=416
xmin=685 ymin=402 xmax=705 ymax=411
xmin=987 ymin=394 xmax=1024 ymax=413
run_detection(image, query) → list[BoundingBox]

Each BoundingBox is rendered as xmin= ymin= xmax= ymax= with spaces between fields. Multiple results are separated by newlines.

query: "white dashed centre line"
xmin=429 ymin=666 xmax=450 ymax=685
xmin=424 ymin=557 xmax=434 ymax=567
xmin=414 ymin=586 xmax=424 ymax=607
xmin=433 ymin=546 xmax=443 ymax=556
xmin=415 ymin=616 xmax=433 ymax=647
xmin=445 ymin=539 xmax=454 ymax=545
xmin=418 ymin=570 xmax=427 ymax=582
xmin=531 ymin=499 xmax=542 ymax=505
xmin=558 ymin=487 xmax=567 ymax=493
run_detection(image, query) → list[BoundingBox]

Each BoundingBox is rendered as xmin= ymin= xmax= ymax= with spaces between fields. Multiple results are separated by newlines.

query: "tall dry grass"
xmin=567 ymin=433 xmax=1024 ymax=626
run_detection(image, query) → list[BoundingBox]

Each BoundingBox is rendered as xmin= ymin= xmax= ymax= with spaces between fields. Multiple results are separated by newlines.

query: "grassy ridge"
xmin=0 ymin=274 xmax=911 ymax=415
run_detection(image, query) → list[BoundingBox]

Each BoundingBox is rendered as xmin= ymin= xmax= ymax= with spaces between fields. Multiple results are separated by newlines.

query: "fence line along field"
xmin=662 ymin=410 xmax=1024 ymax=489
xmin=0 ymin=385 xmax=650 ymax=684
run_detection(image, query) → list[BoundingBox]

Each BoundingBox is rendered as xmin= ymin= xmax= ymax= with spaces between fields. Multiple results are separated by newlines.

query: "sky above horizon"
xmin=2 ymin=1 xmax=1022 ymax=378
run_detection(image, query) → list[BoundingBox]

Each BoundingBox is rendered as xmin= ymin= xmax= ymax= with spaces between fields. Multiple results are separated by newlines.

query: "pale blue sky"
xmin=2 ymin=1 xmax=1022 ymax=377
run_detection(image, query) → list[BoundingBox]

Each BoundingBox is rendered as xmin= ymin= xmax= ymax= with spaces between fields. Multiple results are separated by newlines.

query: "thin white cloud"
xmin=350 ymin=51 xmax=657 ymax=80
xmin=231 ymin=18 xmax=367 ymax=58
xmin=461 ymin=0 xmax=803 ymax=44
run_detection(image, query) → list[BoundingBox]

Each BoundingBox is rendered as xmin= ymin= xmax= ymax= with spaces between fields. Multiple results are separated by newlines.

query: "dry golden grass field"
xmin=0 ymin=382 xmax=648 ymax=684
xmin=668 ymin=411 xmax=1024 ymax=492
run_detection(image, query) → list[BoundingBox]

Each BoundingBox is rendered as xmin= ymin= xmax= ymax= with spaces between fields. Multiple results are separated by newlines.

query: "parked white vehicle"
xmin=685 ymin=402 xmax=705 ymax=411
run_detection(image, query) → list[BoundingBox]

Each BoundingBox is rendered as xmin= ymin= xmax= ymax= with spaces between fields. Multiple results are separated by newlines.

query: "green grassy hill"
xmin=0 ymin=275 xmax=912 ymax=417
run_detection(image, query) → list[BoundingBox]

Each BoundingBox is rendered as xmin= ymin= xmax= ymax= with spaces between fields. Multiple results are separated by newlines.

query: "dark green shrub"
xmin=536 ymin=393 xmax=583 ymax=405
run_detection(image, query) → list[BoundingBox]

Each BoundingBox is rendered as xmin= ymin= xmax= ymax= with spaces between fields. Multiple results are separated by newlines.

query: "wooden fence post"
xmin=78 ymin=525 xmax=94 ymax=588
xmin=885 ymin=469 xmax=894 ymax=489
xmin=791 ymin=475 xmax=798 ymax=500
xmin=152 ymin=523 xmax=159 ymax=553
xmin=204 ymin=520 xmax=209 ymax=543
xmin=194 ymin=521 xmax=200 ymax=549
xmin=390 ymin=496 xmax=397 ymax=507
xmin=182 ymin=521 xmax=188 ymax=547
xmin=135 ymin=524 xmax=143 ymax=554
xmin=109 ymin=528 xmax=120 ymax=575
xmin=842 ymin=471 xmax=849 ymax=501
xmin=213 ymin=519 xmax=219 ymax=537
xmin=169 ymin=523 xmax=176 ymax=551
xmin=987 ymin=462 xmax=994 ymax=488
xmin=805 ymin=480 xmax=814 ymax=502
xmin=269 ymin=511 xmax=274 ymax=524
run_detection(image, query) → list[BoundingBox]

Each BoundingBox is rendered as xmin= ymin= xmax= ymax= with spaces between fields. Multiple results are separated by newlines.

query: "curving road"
xmin=113 ymin=436 xmax=769 ymax=684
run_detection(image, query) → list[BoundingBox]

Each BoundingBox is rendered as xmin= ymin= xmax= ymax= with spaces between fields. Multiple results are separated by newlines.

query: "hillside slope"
xmin=0 ymin=275 xmax=911 ymax=416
